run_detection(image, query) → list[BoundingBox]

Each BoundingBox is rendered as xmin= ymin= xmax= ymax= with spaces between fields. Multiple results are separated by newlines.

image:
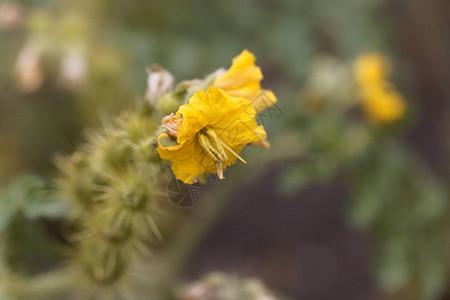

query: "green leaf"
xmin=0 ymin=175 xmax=70 ymax=227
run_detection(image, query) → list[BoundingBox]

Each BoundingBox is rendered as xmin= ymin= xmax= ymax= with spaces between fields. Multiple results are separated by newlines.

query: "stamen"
xmin=198 ymin=134 xmax=221 ymax=162
xmin=206 ymin=129 xmax=229 ymax=160
xmin=197 ymin=128 xmax=248 ymax=179
xmin=208 ymin=143 xmax=225 ymax=161
xmin=216 ymin=162 xmax=225 ymax=180
xmin=219 ymin=139 xmax=247 ymax=164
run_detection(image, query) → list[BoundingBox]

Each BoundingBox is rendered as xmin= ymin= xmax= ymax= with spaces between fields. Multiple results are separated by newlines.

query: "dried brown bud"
xmin=145 ymin=64 xmax=174 ymax=105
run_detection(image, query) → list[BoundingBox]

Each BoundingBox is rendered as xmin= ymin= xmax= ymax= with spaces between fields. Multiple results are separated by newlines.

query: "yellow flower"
xmin=354 ymin=53 xmax=389 ymax=88
xmin=212 ymin=49 xmax=277 ymax=113
xmin=355 ymin=52 xmax=405 ymax=123
xmin=362 ymin=88 xmax=405 ymax=123
xmin=157 ymin=87 xmax=266 ymax=184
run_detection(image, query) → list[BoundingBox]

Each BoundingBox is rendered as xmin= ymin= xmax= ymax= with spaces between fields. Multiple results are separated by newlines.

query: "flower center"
xmin=162 ymin=113 xmax=182 ymax=137
xmin=197 ymin=128 xmax=246 ymax=180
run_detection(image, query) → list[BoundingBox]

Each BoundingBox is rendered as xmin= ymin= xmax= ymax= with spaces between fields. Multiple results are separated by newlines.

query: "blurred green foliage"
xmin=0 ymin=175 xmax=68 ymax=276
xmin=0 ymin=175 xmax=68 ymax=228
xmin=279 ymin=53 xmax=448 ymax=299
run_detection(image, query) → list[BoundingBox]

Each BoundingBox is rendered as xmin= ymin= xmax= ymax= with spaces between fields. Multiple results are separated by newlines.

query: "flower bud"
xmin=0 ymin=2 xmax=24 ymax=30
xmin=88 ymin=132 xmax=130 ymax=175
xmin=56 ymin=152 xmax=98 ymax=211
xmin=59 ymin=49 xmax=87 ymax=90
xmin=101 ymin=211 xmax=132 ymax=244
xmin=133 ymin=139 xmax=161 ymax=164
xmin=120 ymin=180 xmax=148 ymax=210
xmin=13 ymin=45 xmax=44 ymax=93
xmin=157 ymin=93 xmax=180 ymax=116
xmin=81 ymin=243 xmax=126 ymax=284
xmin=145 ymin=64 xmax=174 ymax=106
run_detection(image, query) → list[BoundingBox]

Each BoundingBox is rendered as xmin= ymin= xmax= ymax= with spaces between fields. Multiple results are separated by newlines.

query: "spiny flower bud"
xmin=56 ymin=152 xmax=99 ymax=211
xmin=87 ymin=130 xmax=130 ymax=175
xmin=95 ymin=170 xmax=155 ymax=210
xmin=93 ymin=171 xmax=164 ymax=244
xmin=115 ymin=113 xmax=157 ymax=144
xmin=119 ymin=181 xmax=148 ymax=210
xmin=84 ymin=208 xmax=133 ymax=245
xmin=145 ymin=64 xmax=174 ymax=106
xmin=132 ymin=139 xmax=161 ymax=164
xmin=80 ymin=242 xmax=126 ymax=284
xmin=157 ymin=92 xmax=181 ymax=116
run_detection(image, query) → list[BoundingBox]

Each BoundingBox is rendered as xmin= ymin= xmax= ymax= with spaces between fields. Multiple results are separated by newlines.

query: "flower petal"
xmin=176 ymin=89 xmax=214 ymax=145
xmin=249 ymin=89 xmax=277 ymax=113
xmin=157 ymin=133 xmax=213 ymax=184
xmin=212 ymin=50 xmax=263 ymax=100
xmin=212 ymin=50 xmax=277 ymax=113
xmin=204 ymin=88 xmax=265 ymax=161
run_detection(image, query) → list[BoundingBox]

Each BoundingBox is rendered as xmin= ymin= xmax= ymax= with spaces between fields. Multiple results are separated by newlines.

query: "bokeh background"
xmin=1 ymin=0 xmax=450 ymax=299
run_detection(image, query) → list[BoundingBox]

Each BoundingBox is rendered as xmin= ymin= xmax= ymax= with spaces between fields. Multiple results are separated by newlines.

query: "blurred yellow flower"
xmin=362 ymin=88 xmax=405 ymax=123
xmin=157 ymin=87 xmax=266 ymax=184
xmin=355 ymin=53 xmax=389 ymax=88
xmin=212 ymin=49 xmax=277 ymax=113
xmin=355 ymin=53 xmax=405 ymax=123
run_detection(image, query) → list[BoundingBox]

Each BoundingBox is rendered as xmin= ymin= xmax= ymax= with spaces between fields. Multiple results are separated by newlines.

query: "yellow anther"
xmin=198 ymin=134 xmax=221 ymax=162
xmin=206 ymin=129 xmax=229 ymax=160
